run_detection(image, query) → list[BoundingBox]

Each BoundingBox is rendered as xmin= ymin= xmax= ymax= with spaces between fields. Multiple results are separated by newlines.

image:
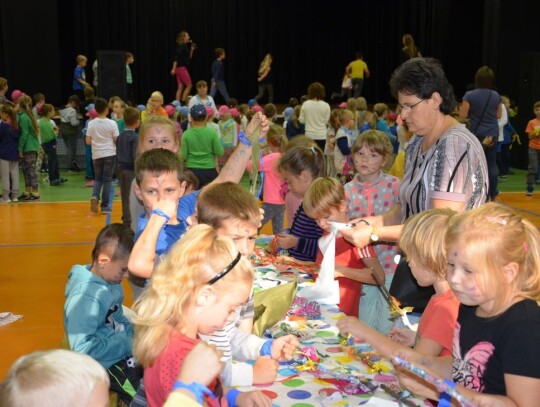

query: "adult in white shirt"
xmin=299 ymin=82 xmax=330 ymax=151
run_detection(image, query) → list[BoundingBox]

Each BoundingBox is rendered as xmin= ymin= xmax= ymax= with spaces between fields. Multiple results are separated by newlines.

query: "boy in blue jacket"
xmin=64 ymin=223 xmax=141 ymax=403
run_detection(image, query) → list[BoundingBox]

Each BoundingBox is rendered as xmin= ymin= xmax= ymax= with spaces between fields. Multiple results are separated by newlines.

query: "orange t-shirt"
xmin=525 ymin=118 xmax=540 ymax=150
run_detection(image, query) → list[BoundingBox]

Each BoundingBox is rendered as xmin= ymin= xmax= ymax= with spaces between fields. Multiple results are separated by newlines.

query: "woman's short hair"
xmin=389 ymin=57 xmax=456 ymax=115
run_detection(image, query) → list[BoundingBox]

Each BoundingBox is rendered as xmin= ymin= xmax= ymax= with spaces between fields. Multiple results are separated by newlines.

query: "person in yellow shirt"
xmin=346 ymin=52 xmax=370 ymax=97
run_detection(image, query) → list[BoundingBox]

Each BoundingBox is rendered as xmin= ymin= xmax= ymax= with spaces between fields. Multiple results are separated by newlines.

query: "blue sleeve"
xmin=177 ymin=190 xmax=200 ymax=223
xmin=336 ymin=136 xmax=351 ymax=155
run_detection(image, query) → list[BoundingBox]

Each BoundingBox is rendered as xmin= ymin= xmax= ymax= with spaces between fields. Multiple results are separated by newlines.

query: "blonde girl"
xmin=247 ymin=124 xmax=287 ymax=234
xmin=133 ymin=224 xmax=270 ymax=407
xmin=396 ymin=202 xmax=540 ymax=406
xmin=17 ymin=95 xmax=40 ymax=200
xmin=254 ymin=53 xmax=273 ymax=103
xmin=141 ymin=91 xmax=167 ymax=122
xmin=345 ymin=130 xmax=400 ymax=333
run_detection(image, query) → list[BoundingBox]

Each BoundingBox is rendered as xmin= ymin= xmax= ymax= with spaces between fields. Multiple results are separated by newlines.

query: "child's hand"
xmin=392 ymin=348 xmax=440 ymax=400
xmin=336 ymin=316 xmax=369 ymax=341
xmin=271 ymin=334 xmax=299 ymax=361
xmin=178 ymin=342 xmax=223 ymax=386
xmin=235 ymin=390 xmax=272 ymax=407
xmin=275 ymin=232 xmax=298 ymax=250
xmin=246 ymin=112 xmax=269 ymax=142
xmin=341 ymin=222 xmax=372 ymax=249
xmin=388 ymin=326 xmax=416 ymax=347
xmin=151 ymin=199 xmax=177 ymax=222
xmin=252 ymin=356 xmax=278 ymax=384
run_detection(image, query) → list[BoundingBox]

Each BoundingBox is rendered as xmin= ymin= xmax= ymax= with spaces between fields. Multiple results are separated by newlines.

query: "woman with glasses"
xmin=341 ymin=58 xmax=489 ymax=314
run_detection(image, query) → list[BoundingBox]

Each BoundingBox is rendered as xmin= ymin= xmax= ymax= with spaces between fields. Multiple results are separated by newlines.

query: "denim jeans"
xmin=92 ymin=155 xmax=116 ymax=208
xmin=210 ymin=80 xmax=230 ymax=104
xmin=42 ymin=139 xmax=59 ymax=181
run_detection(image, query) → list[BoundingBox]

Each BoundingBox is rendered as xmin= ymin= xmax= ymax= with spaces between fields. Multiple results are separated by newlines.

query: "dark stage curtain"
xmin=0 ymin=0 xmax=539 ymax=111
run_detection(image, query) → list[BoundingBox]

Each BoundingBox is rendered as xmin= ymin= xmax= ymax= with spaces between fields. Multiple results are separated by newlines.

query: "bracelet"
xmin=226 ymin=388 xmax=241 ymax=407
xmin=150 ymin=208 xmax=170 ymax=224
xmin=237 ymin=131 xmax=252 ymax=147
xmin=437 ymin=379 xmax=456 ymax=407
xmin=260 ymin=339 xmax=273 ymax=357
xmin=172 ymin=381 xmax=215 ymax=404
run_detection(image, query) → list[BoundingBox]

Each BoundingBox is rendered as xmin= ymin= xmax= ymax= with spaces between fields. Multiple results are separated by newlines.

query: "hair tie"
xmin=310 ymin=146 xmax=316 ymax=155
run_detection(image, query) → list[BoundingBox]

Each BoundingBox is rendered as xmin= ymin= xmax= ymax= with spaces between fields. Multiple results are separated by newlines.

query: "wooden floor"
xmin=1 ymin=193 xmax=539 ymax=379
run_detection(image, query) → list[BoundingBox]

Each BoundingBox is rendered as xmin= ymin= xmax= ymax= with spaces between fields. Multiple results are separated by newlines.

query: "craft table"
xmin=240 ymin=248 xmax=424 ymax=407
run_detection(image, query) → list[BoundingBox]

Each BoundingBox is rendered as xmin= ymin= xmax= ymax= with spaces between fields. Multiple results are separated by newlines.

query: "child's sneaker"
xmin=0 ymin=197 xmax=11 ymax=203
xmin=86 ymin=180 xmax=95 ymax=187
xmin=526 ymin=185 xmax=533 ymax=196
xmin=90 ymin=197 xmax=99 ymax=213
xmin=101 ymin=206 xmax=112 ymax=214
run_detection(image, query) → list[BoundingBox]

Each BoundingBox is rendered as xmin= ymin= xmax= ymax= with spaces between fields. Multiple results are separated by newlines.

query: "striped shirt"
xmin=288 ymin=203 xmax=323 ymax=262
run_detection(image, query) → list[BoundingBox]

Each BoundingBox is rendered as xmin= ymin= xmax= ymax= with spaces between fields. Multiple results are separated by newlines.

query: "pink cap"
xmin=252 ymin=105 xmax=263 ymax=113
xmin=11 ymin=90 xmax=23 ymax=103
xmin=164 ymin=105 xmax=175 ymax=116
xmin=338 ymin=102 xmax=347 ymax=108
xmin=218 ymin=105 xmax=230 ymax=116
xmin=229 ymin=107 xmax=239 ymax=117
xmin=86 ymin=109 xmax=98 ymax=119
xmin=205 ymin=106 xmax=214 ymax=116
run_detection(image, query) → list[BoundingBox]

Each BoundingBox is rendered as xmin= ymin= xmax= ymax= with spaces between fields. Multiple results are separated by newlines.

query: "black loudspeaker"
xmin=518 ymin=52 xmax=540 ymax=116
xmin=97 ymin=50 xmax=127 ymax=101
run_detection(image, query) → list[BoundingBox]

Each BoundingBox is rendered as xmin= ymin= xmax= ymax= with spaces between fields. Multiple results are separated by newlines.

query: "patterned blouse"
xmin=400 ymin=124 xmax=489 ymax=221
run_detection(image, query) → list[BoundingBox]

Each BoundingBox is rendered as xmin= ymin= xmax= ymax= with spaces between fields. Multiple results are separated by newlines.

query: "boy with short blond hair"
xmin=303 ymin=177 xmax=385 ymax=317
xmin=194 ymin=181 xmax=298 ymax=387
xmin=0 ymin=349 xmax=109 ymax=407
xmin=525 ymin=100 xmax=540 ymax=196
xmin=73 ymin=55 xmax=90 ymax=101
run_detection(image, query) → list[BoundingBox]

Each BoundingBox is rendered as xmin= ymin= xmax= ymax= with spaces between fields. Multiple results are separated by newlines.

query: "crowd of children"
xmin=3 ymin=49 xmax=540 ymax=407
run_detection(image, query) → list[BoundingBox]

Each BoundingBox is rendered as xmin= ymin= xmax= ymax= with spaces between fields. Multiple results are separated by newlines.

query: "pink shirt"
xmin=247 ymin=152 xmax=284 ymax=204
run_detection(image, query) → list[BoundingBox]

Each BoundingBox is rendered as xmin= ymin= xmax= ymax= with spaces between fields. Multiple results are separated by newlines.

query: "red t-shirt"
xmin=417 ymin=289 xmax=460 ymax=356
xmin=315 ymin=236 xmax=376 ymax=317
xmin=145 ymin=332 xmax=224 ymax=407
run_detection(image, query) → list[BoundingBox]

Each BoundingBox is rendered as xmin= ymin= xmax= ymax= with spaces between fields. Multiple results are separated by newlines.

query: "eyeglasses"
xmin=206 ymin=252 xmax=242 ymax=285
xmin=398 ymin=99 xmax=427 ymax=113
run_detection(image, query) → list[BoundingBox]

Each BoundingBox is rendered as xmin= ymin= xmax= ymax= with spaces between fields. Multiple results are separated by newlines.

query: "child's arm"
xmin=336 ymin=132 xmax=351 ymax=155
xmin=211 ymin=112 xmax=269 ymax=185
xmin=128 ymin=199 xmax=177 ymax=278
xmin=128 ymin=213 xmax=167 ymax=278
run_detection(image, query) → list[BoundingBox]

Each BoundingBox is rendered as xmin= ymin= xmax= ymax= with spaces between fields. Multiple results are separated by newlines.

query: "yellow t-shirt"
xmin=348 ymin=59 xmax=368 ymax=79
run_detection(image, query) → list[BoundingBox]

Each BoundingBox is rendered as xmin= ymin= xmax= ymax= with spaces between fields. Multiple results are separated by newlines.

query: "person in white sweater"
xmin=299 ymin=81 xmax=331 ymax=151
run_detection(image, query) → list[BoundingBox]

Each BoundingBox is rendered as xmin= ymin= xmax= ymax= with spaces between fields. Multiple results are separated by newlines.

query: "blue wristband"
xmin=172 ymin=381 xmax=215 ymax=404
xmin=437 ymin=379 xmax=456 ymax=407
xmin=237 ymin=131 xmax=252 ymax=147
xmin=150 ymin=208 xmax=170 ymax=224
xmin=260 ymin=339 xmax=274 ymax=357
xmin=226 ymin=388 xmax=241 ymax=406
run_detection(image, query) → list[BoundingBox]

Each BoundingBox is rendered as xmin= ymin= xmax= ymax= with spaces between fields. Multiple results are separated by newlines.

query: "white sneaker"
xmin=11 ymin=197 xmax=18 ymax=202
xmin=0 ymin=198 xmax=11 ymax=203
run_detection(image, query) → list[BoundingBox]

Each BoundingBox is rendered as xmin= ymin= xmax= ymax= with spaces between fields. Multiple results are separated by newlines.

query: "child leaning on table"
xmin=303 ymin=177 xmax=385 ymax=318
xmin=63 ymin=223 xmax=142 ymax=403
xmin=133 ymin=225 xmax=273 ymax=407
xmin=337 ymin=208 xmax=459 ymax=358
xmin=193 ymin=181 xmax=299 ymax=387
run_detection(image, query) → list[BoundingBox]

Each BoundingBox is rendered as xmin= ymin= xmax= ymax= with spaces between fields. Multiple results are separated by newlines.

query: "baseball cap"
xmin=190 ymin=104 xmax=207 ymax=120
xmin=218 ymin=105 xmax=230 ymax=116
xmin=247 ymin=98 xmax=257 ymax=107
xmin=11 ymin=90 xmax=23 ymax=103
xmin=252 ymin=105 xmax=263 ymax=113
xmin=229 ymin=108 xmax=239 ymax=118
xmin=164 ymin=105 xmax=175 ymax=116
xmin=178 ymin=106 xmax=189 ymax=116
xmin=205 ymin=106 xmax=214 ymax=116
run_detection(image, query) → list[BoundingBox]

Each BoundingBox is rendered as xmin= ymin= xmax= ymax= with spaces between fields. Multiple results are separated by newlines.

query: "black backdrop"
xmin=0 ymin=0 xmax=539 ymax=110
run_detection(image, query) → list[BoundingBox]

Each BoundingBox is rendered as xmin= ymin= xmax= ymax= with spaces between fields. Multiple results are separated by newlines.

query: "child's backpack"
xmin=219 ymin=118 xmax=237 ymax=148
